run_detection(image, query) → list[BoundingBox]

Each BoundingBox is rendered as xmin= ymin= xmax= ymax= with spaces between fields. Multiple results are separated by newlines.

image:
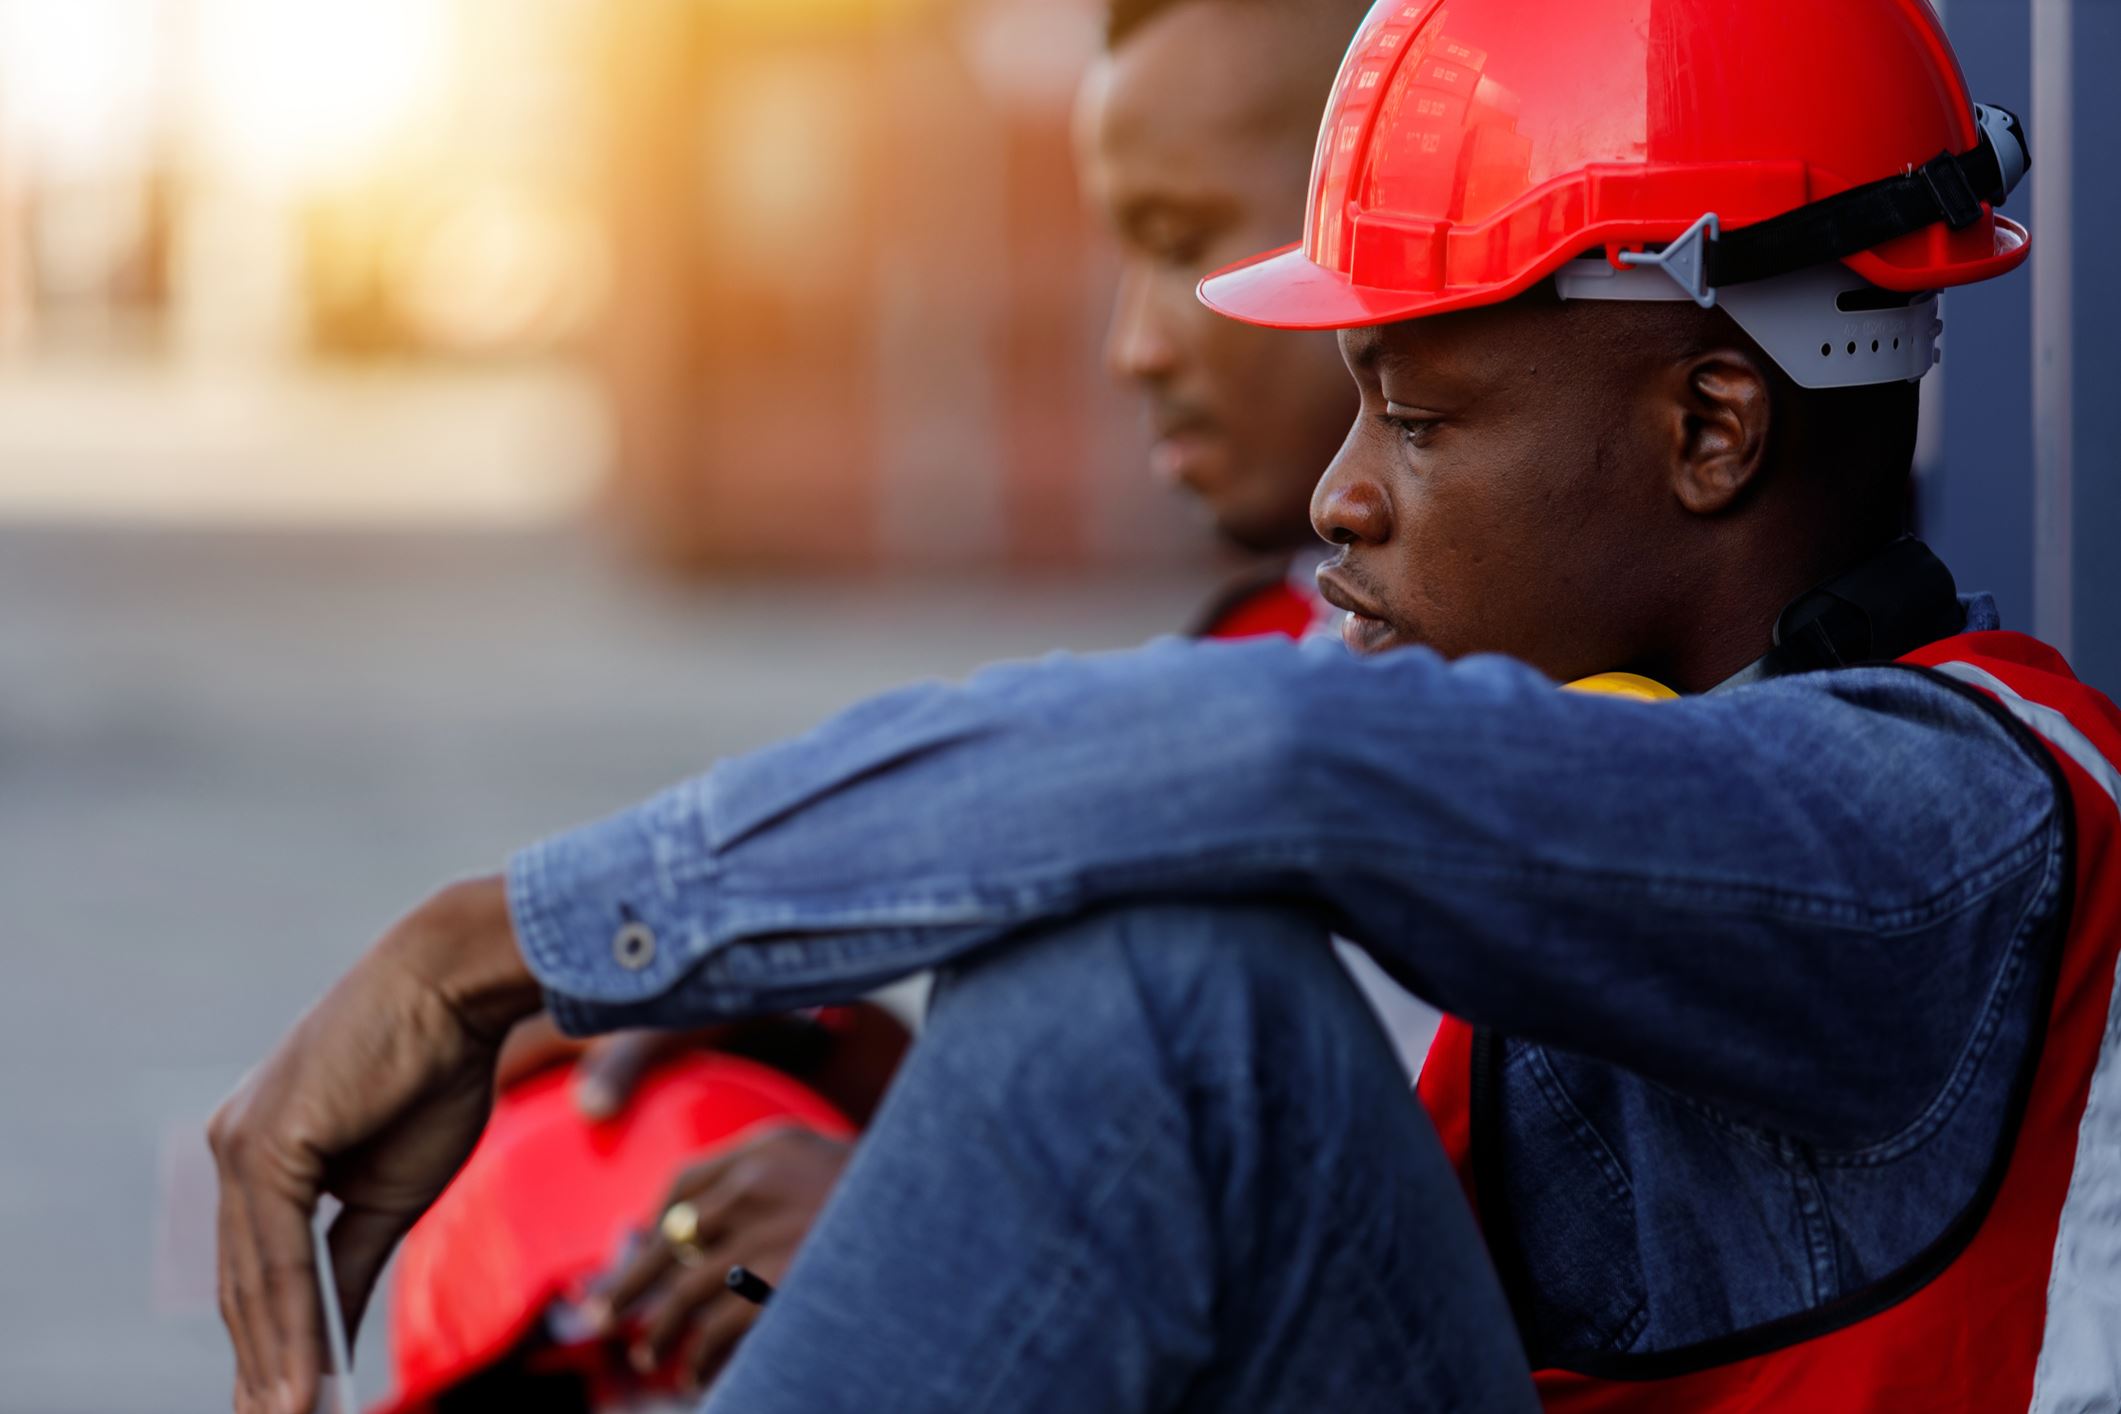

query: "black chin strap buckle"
xmin=1920 ymin=152 xmax=1984 ymax=231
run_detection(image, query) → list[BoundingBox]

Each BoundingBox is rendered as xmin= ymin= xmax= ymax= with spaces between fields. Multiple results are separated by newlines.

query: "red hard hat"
xmin=374 ymin=1054 xmax=854 ymax=1414
xmin=1201 ymin=0 xmax=2030 ymax=338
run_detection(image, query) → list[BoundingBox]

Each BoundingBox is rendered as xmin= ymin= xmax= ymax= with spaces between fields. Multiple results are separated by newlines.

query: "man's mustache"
xmin=1145 ymin=396 xmax=1218 ymax=441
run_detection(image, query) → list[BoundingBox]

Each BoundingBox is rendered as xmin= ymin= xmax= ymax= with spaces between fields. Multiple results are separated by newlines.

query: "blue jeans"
xmin=704 ymin=903 xmax=1537 ymax=1412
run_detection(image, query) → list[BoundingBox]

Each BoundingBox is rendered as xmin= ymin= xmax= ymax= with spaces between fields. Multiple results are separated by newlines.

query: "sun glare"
xmin=0 ymin=0 xmax=163 ymax=175
xmin=191 ymin=0 xmax=448 ymax=184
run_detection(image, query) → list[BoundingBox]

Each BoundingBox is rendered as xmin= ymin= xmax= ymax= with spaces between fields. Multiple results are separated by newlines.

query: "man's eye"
xmin=1379 ymin=412 xmax=1439 ymax=448
xmin=1148 ymin=235 xmax=1208 ymax=268
xmin=1132 ymin=221 xmax=1212 ymax=269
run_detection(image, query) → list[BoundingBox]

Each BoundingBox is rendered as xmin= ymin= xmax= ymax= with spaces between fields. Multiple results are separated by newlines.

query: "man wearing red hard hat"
xmin=214 ymin=0 xmax=2121 ymax=1410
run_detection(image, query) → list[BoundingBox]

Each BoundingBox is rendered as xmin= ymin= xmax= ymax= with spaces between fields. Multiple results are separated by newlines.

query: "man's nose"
xmin=1104 ymin=268 xmax=1179 ymax=383
xmin=1312 ymin=440 xmax=1392 ymax=545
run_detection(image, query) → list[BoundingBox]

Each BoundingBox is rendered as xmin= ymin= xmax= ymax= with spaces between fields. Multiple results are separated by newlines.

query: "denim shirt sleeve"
xmin=507 ymin=633 xmax=2063 ymax=1146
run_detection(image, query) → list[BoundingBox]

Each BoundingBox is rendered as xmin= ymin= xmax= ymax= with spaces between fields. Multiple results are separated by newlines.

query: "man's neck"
xmin=1641 ymin=528 xmax=1908 ymax=694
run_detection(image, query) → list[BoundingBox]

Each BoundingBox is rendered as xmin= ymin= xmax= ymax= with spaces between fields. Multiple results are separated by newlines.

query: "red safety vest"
xmin=1204 ymin=579 xmax=1324 ymax=641
xmin=1197 ymin=557 xmax=1336 ymax=643
xmin=1418 ymin=630 xmax=2121 ymax=1411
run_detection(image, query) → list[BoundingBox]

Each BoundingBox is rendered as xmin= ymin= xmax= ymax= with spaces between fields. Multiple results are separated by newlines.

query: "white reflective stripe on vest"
xmin=1935 ymin=662 xmax=2121 ymax=808
xmin=1934 ymin=659 xmax=2121 ymax=1413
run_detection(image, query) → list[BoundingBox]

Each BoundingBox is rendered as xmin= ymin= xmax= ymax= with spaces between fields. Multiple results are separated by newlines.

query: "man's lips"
xmin=1147 ymin=415 xmax=1218 ymax=488
xmin=1316 ymin=565 xmax=1401 ymax=655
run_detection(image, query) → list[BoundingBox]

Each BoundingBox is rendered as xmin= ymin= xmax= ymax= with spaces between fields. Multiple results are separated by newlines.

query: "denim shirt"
xmin=507 ymin=595 xmax=2068 ymax=1361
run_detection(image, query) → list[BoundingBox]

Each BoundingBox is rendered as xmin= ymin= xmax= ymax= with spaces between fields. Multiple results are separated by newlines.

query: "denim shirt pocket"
xmin=1499 ymin=1041 xmax=1651 ymax=1358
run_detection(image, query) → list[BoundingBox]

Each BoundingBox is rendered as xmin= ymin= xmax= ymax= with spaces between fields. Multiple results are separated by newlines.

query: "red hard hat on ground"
xmin=374 ymin=1054 xmax=854 ymax=1414
xmin=1201 ymin=0 xmax=2030 ymax=386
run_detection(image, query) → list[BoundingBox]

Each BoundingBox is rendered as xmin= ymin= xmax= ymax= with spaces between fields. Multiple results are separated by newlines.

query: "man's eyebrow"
xmin=1115 ymin=190 xmax=1236 ymax=235
xmin=1340 ymin=326 xmax=1387 ymax=372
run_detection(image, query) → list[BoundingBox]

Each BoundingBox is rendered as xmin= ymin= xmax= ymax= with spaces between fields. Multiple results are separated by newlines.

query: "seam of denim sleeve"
xmin=713 ymin=892 xmax=1024 ymax=935
xmin=715 ymin=828 xmax=2023 ymax=935
xmin=507 ymin=850 xmax=649 ymax=1032
xmin=505 ymin=842 xmax=575 ymax=990
xmin=1277 ymin=656 xmax=2056 ymax=928
xmin=1345 ymin=821 xmax=2053 ymax=934
xmin=696 ymin=814 xmax=2051 ymax=967
xmin=672 ymin=927 xmax=1000 ymax=1020
xmin=656 ymin=777 xmax=720 ymax=888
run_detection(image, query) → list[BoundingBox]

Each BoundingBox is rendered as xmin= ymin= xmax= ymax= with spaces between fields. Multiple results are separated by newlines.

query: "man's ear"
xmin=1667 ymin=349 xmax=1773 ymax=516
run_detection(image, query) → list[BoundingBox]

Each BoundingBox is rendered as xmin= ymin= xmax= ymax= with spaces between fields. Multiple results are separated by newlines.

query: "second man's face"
xmin=1075 ymin=3 xmax=1357 ymax=554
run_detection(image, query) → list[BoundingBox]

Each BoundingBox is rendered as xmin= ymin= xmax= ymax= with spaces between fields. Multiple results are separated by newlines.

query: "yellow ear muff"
xmin=1563 ymin=672 xmax=1679 ymax=701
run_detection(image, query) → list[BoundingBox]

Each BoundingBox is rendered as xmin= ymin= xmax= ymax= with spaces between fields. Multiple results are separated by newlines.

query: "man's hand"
xmin=570 ymin=1029 xmax=697 ymax=1120
xmin=592 ymin=1126 xmax=853 ymax=1396
xmin=207 ymin=876 xmax=541 ymax=1414
xmin=496 ymin=1025 xmax=744 ymax=1119
xmin=560 ymin=1005 xmax=912 ymax=1125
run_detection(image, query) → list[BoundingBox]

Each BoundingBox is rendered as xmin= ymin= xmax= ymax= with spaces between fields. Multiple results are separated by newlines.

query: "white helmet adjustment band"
xmin=1556 ymin=240 xmax=1943 ymax=390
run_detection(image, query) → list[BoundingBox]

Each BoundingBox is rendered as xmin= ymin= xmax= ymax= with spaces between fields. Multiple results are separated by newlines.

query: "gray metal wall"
xmin=1927 ymin=0 xmax=2117 ymax=693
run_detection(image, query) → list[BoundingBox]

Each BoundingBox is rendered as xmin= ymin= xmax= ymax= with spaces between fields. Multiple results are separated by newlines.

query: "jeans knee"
xmin=923 ymin=902 xmax=1376 ymax=1109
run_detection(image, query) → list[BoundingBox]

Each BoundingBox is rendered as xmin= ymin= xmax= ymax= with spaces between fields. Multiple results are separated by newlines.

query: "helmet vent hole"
xmin=1821 ymin=342 xmax=1832 ymax=357
xmin=1871 ymin=340 xmax=1880 ymax=353
xmin=1893 ymin=337 xmax=1901 ymax=349
xmin=1847 ymin=341 xmax=1858 ymax=355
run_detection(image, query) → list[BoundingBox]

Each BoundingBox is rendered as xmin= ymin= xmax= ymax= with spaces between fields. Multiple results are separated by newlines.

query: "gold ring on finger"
xmin=660 ymin=1200 xmax=707 ymax=1267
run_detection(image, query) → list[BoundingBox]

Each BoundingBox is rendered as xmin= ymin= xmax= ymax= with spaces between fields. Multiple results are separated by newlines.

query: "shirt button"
xmin=612 ymin=920 xmax=657 ymax=971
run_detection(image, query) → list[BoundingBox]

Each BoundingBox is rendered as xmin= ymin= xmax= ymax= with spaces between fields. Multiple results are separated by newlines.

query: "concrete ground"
xmin=0 ymin=524 xmax=1203 ymax=1412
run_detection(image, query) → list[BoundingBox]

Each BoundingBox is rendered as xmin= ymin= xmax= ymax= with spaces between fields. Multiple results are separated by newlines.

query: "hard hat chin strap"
xmin=1622 ymin=102 xmax=2030 ymax=297
xmin=1554 ymin=101 xmax=2026 ymax=389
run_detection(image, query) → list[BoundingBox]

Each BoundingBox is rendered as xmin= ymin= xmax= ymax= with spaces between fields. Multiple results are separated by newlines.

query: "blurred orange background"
xmin=0 ymin=0 xmax=1197 ymax=568
xmin=0 ymin=7 xmax=1222 ymax=1407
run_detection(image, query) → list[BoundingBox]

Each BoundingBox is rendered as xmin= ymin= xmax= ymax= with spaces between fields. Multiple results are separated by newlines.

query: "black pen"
xmin=726 ymin=1264 xmax=776 ymax=1306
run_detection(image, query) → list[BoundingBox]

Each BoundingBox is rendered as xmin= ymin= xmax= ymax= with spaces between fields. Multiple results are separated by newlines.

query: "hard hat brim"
xmin=1202 ymin=216 xmax=2031 ymax=334
xmin=1197 ymin=242 xmax=1522 ymax=332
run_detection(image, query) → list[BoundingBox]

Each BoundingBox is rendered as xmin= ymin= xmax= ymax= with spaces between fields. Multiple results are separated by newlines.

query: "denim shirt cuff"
xmin=505 ymin=776 xmax=721 ymax=1034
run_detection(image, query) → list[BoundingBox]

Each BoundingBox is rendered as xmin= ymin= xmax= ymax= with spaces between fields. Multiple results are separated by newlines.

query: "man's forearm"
xmin=505 ymin=635 xmax=2057 ymax=1143
xmin=506 ymin=636 xmax=1290 ymax=1032
xmin=385 ymin=875 xmax=544 ymax=1043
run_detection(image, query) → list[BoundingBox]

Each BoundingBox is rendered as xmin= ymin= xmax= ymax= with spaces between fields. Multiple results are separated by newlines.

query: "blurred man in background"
xmin=1083 ymin=0 xmax=1362 ymax=640
xmin=372 ymin=2 xmax=1393 ymax=1407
